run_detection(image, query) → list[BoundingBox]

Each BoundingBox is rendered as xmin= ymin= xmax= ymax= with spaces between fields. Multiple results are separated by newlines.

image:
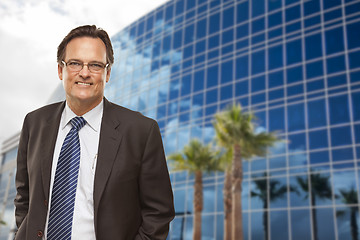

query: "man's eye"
xmin=68 ymin=61 xmax=82 ymax=66
xmin=89 ymin=63 xmax=103 ymax=68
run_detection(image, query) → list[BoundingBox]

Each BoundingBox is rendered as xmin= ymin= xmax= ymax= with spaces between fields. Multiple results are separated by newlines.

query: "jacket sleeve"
xmin=135 ymin=121 xmax=175 ymax=240
xmin=14 ymin=114 xmax=30 ymax=228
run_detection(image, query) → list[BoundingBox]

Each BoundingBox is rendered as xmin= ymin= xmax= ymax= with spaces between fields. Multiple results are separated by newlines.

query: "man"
xmin=14 ymin=25 xmax=175 ymax=240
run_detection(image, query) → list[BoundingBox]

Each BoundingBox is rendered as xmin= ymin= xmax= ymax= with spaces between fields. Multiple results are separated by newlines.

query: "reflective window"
xmin=331 ymin=126 xmax=352 ymax=147
xmin=181 ymin=74 xmax=191 ymax=97
xmin=325 ymin=27 xmax=344 ymax=55
xmin=252 ymin=50 xmax=265 ymax=74
xmin=332 ymin=147 xmax=353 ymax=163
xmin=209 ymin=12 xmax=220 ymax=34
xmin=269 ymin=107 xmax=285 ymax=131
xmin=291 ymin=209 xmax=312 ymax=240
xmin=287 ymin=66 xmax=303 ymax=84
xmin=206 ymin=89 xmax=218 ymax=105
xmin=324 ymin=0 xmax=341 ymax=9
xmin=175 ymin=0 xmax=184 ymax=16
xmin=251 ymin=75 xmax=265 ymax=93
xmin=184 ymin=24 xmax=194 ymax=44
xmin=222 ymin=28 xmax=234 ymax=45
xmin=352 ymin=92 xmax=360 ymax=121
xmin=236 ymin=55 xmax=249 ymax=79
xmin=308 ymin=99 xmax=327 ymax=128
xmin=252 ymin=18 xmax=265 ymax=34
xmin=252 ymin=0 xmax=265 ymax=17
xmin=271 ymin=210 xmax=289 ymax=239
xmin=347 ymin=21 xmax=360 ymax=49
xmin=304 ymin=0 xmax=320 ymax=15
xmin=268 ymin=12 xmax=282 ymax=28
xmin=237 ymin=1 xmax=249 ymax=23
xmin=236 ymin=23 xmax=249 ymax=39
xmin=222 ymin=7 xmax=234 ymax=29
xmin=349 ymin=51 xmax=360 ymax=69
xmin=220 ymin=84 xmax=232 ymax=101
xmin=288 ymin=133 xmax=306 ymax=153
xmin=306 ymin=61 xmax=323 ymax=79
xmin=268 ymin=45 xmax=283 ymax=70
xmin=286 ymin=39 xmax=302 ymax=65
xmin=316 ymin=208 xmax=336 ymax=240
xmin=207 ymin=65 xmax=218 ymax=88
xmin=196 ymin=18 xmax=207 ymax=39
xmin=309 ymin=129 xmax=328 ymax=150
xmin=221 ymin=60 xmax=233 ymax=84
xmin=287 ymin=103 xmax=305 ymax=132
xmin=195 ymin=40 xmax=205 ymax=54
xmin=235 ymin=80 xmax=249 ymax=97
xmin=286 ymin=5 xmax=300 ymax=22
xmin=329 ymin=95 xmax=350 ymax=124
xmin=173 ymin=30 xmax=183 ymax=49
xmin=310 ymin=150 xmax=330 ymax=164
xmin=306 ymin=34 xmax=322 ymax=60
xmin=327 ymin=74 xmax=346 ymax=88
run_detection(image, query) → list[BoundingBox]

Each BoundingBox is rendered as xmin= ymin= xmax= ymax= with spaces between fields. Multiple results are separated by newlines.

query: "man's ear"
xmin=58 ymin=64 xmax=63 ymax=80
xmin=106 ymin=67 xmax=111 ymax=83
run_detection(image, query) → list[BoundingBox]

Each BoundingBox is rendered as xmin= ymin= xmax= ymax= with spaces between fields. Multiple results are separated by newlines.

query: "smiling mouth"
xmin=76 ymin=82 xmax=92 ymax=86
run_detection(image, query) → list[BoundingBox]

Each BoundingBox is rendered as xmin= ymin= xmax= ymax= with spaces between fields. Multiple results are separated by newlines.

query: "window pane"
xmin=287 ymin=103 xmax=305 ymax=131
xmin=306 ymin=34 xmax=322 ymax=60
xmin=331 ymin=126 xmax=352 ymax=147
xmin=325 ymin=27 xmax=344 ymax=55
xmin=329 ymin=95 xmax=350 ymax=124
xmin=308 ymin=99 xmax=327 ymax=128
xmin=309 ymin=130 xmax=328 ymax=150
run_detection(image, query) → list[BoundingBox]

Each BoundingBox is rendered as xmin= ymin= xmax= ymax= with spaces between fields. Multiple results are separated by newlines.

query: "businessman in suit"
xmin=14 ymin=25 xmax=175 ymax=239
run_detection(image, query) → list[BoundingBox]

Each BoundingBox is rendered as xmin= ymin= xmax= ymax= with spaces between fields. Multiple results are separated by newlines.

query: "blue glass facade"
xmin=105 ymin=0 xmax=360 ymax=239
xmin=0 ymin=0 xmax=359 ymax=239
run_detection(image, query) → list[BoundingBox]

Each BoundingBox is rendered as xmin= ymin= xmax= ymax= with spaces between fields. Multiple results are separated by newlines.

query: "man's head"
xmin=57 ymin=25 xmax=114 ymax=67
xmin=57 ymin=25 xmax=114 ymax=115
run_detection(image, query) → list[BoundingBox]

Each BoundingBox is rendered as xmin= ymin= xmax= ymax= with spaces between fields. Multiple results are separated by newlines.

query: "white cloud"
xmin=0 ymin=0 xmax=168 ymax=143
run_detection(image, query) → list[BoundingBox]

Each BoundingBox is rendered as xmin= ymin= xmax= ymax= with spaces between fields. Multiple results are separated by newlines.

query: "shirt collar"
xmin=61 ymin=100 xmax=104 ymax=132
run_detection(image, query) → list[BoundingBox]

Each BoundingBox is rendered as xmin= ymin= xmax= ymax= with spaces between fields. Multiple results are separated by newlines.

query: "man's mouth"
xmin=76 ymin=82 xmax=92 ymax=86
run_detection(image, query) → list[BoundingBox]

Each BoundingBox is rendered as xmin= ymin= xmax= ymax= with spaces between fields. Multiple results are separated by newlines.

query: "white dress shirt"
xmin=44 ymin=100 xmax=103 ymax=239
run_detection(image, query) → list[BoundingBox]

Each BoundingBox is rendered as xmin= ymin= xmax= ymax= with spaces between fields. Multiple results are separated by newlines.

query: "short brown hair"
xmin=57 ymin=25 xmax=114 ymax=67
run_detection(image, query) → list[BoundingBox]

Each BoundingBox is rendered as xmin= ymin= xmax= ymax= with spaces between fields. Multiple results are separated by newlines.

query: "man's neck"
xmin=66 ymin=97 xmax=103 ymax=116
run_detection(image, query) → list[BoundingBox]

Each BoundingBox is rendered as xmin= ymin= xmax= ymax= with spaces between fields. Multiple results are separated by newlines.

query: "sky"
xmin=0 ymin=0 xmax=168 ymax=145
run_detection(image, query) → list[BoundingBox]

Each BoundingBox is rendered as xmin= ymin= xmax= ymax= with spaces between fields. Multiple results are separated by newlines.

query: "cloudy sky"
xmin=0 ymin=0 xmax=168 ymax=144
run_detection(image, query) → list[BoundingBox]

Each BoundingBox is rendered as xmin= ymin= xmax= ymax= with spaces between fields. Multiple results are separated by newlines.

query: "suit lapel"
xmin=40 ymin=102 xmax=65 ymax=200
xmin=93 ymin=99 xmax=123 ymax=216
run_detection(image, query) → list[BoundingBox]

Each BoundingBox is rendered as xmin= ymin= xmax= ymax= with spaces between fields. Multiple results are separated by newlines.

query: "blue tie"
xmin=47 ymin=116 xmax=86 ymax=240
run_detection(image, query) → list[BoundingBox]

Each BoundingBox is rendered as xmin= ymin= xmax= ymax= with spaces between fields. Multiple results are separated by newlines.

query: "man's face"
xmin=58 ymin=37 xmax=111 ymax=109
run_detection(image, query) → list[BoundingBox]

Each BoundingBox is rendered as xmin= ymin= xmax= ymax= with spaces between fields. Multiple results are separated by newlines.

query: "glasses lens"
xmin=88 ymin=63 xmax=105 ymax=72
xmin=67 ymin=61 xmax=82 ymax=71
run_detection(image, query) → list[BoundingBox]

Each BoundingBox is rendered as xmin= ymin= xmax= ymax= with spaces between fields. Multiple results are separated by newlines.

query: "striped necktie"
xmin=47 ymin=116 xmax=86 ymax=240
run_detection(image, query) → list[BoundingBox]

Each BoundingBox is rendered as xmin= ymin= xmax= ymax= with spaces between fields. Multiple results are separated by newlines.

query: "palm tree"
xmin=167 ymin=139 xmax=221 ymax=240
xmin=251 ymin=173 xmax=297 ymax=240
xmin=213 ymin=103 xmax=279 ymax=240
xmin=296 ymin=173 xmax=332 ymax=240
xmin=336 ymin=187 xmax=359 ymax=240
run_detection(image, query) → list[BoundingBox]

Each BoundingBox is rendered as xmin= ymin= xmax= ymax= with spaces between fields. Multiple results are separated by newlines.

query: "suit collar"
xmin=41 ymin=101 xmax=66 ymax=200
xmin=93 ymin=98 xmax=123 ymax=227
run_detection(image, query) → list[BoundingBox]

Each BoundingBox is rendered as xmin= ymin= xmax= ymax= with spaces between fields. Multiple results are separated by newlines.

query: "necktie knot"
xmin=71 ymin=117 xmax=86 ymax=131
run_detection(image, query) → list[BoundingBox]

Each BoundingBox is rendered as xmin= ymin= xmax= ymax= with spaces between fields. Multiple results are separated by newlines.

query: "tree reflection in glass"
xmin=251 ymin=173 xmax=297 ymax=240
xmin=296 ymin=172 xmax=332 ymax=240
xmin=336 ymin=187 xmax=359 ymax=240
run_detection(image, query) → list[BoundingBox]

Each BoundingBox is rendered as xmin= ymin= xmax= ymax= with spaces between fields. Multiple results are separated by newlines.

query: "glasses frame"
xmin=61 ymin=60 xmax=109 ymax=73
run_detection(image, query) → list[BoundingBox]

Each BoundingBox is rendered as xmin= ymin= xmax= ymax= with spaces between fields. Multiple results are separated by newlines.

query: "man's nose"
xmin=79 ymin=64 xmax=91 ymax=78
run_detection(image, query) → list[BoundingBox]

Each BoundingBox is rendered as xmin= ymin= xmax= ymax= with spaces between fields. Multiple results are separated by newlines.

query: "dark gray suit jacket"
xmin=14 ymin=98 xmax=175 ymax=239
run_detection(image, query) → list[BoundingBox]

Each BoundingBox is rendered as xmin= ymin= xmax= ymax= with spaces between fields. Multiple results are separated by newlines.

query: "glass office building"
xmin=1 ymin=0 xmax=360 ymax=239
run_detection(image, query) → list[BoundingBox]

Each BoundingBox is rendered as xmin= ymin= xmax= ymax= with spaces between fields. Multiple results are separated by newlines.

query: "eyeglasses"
xmin=62 ymin=60 xmax=109 ymax=73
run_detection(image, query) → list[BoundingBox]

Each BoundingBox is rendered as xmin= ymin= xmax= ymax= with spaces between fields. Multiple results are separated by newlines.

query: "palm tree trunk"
xmin=263 ymin=200 xmax=269 ymax=240
xmin=232 ymin=143 xmax=243 ymax=240
xmin=193 ymin=170 xmax=203 ymax=240
xmin=350 ymin=207 xmax=358 ymax=240
xmin=311 ymin=194 xmax=318 ymax=240
xmin=223 ymin=168 xmax=232 ymax=240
